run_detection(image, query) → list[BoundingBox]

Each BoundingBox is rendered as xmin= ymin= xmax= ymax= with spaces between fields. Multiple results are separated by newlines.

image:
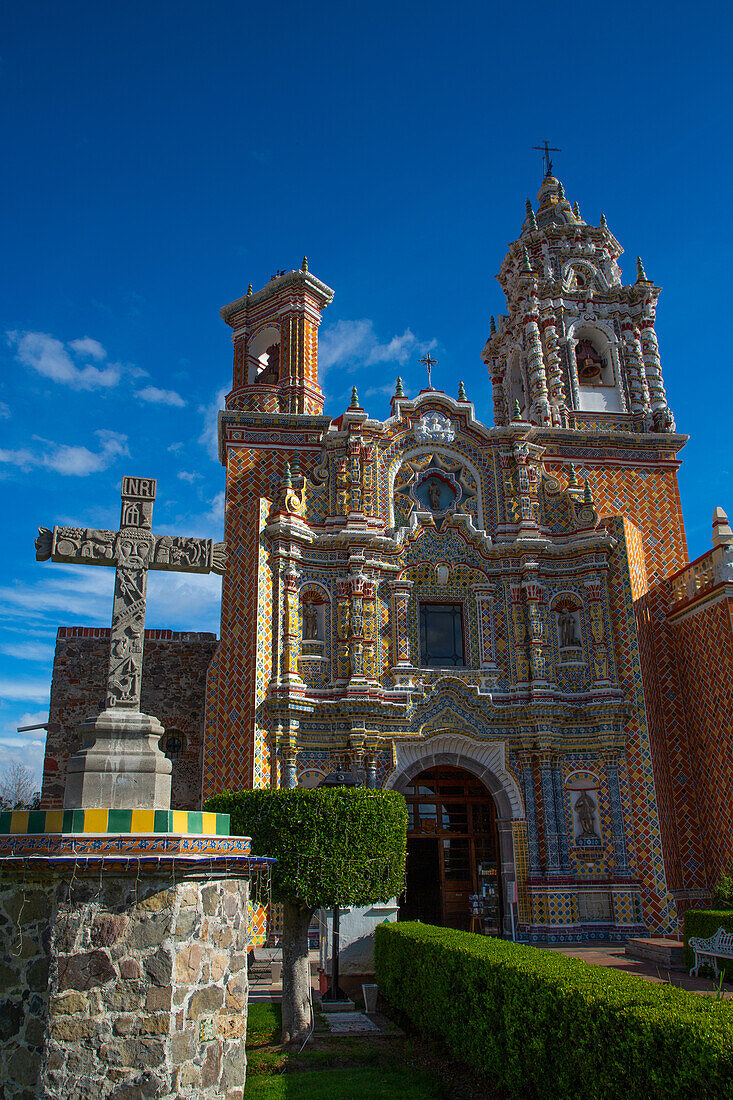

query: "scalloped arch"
xmin=384 ymin=732 xmax=524 ymax=819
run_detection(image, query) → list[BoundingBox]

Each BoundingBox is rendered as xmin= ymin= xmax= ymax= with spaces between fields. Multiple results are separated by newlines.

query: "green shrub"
xmin=206 ymin=787 xmax=407 ymax=907
xmin=714 ymin=874 xmax=733 ymax=909
xmin=375 ymin=922 xmax=733 ymax=1100
xmin=683 ymin=909 xmax=733 ymax=978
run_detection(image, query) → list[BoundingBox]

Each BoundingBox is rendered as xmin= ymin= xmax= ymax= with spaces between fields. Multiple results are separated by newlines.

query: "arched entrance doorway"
xmin=399 ymin=765 xmax=502 ymax=933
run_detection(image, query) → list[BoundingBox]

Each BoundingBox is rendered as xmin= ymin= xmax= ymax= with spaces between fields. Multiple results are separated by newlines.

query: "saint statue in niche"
xmin=428 ymin=480 xmax=442 ymax=511
xmin=302 ymin=601 xmax=320 ymax=640
xmin=575 ymin=339 xmax=605 ymax=385
xmin=575 ymin=789 xmax=599 ymax=838
xmin=558 ymin=606 xmax=581 ymax=648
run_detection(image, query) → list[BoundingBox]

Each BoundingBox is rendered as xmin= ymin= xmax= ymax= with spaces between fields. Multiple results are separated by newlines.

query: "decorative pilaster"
xmin=639 ymin=311 xmax=674 ymax=431
xmin=584 ymin=576 xmax=611 ymax=685
xmin=540 ymin=311 xmax=567 ymax=426
xmin=280 ymin=565 xmax=305 ymax=690
xmin=518 ymin=752 xmax=542 ymax=874
xmin=334 ymin=579 xmax=351 ymax=683
xmin=552 ymin=760 xmax=571 ymax=871
xmin=389 ymin=579 xmax=413 ymax=669
xmin=522 ymin=573 xmax=547 ymax=685
xmin=604 ymin=752 xmax=630 ymax=875
xmin=475 ymin=588 xmax=496 ymax=668
xmin=621 ymin=321 xmax=651 ymax=416
xmin=509 ymin=583 xmax=529 ymax=684
xmin=538 ymin=750 xmax=561 ymax=874
xmin=280 ymin=743 xmax=298 ymax=789
xmin=524 ymin=295 xmax=552 ymax=426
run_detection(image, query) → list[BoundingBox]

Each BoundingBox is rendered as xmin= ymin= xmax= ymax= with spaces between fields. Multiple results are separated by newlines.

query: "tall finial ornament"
xmin=458 ymin=380 xmax=467 ymax=401
xmin=395 ymin=376 xmax=404 ymax=398
xmin=302 ymin=256 xmax=308 ymax=272
xmin=600 ymin=213 xmax=607 ymax=228
xmin=419 ymin=353 xmax=438 ymax=389
xmin=349 ymin=386 xmax=360 ymax=409
xmin=512 ymin=399 xmax=522 ymax=422
xmin=520 ymin=247 xmax=532 ymax=274
xmin=247 ymin=283 xmax=253 ymax=295
xmin=637 ymin=256 xmax=648 ymax=282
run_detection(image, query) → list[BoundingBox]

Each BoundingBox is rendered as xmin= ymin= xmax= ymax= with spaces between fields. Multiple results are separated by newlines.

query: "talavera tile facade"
xmin=45 ymin=178 xmax=733 ymax=940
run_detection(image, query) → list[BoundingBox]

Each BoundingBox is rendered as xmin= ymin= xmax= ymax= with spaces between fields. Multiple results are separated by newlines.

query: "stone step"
xmin=625 ymin=937 xmax=685 ymax=969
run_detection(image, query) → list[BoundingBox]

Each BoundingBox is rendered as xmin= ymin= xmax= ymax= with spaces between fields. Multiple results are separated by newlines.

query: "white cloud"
xmin=135 ymin=386 xmax=186 ymax=408
xmin=318 ymin=319 xmax=436 ymax=378
xmin=0 ymin=565 xmax=115 ymax=626
xmin=199 ymin=388 xmax=227 ymax=461
xmin=0 ymin=677 xmax=51 ymax=704
xmin=0 ymin=429 xmax=128 ymax=477
xmin=7 ymin=331 xmax=121 ymax=390
xmin=364 ymin=382 xmax=401 ymax=399
xmin=0 ymin=640 xmax=55 ymax=663
xmin=177 ymin=470 xmax=201 ymax=483
xmin=0 ymin=402 xmax=10 ymax=419
xmin=68 ymin=337 xmax=106 ymax=361
xmin=168 ymin=442 xmax=184 ymax=454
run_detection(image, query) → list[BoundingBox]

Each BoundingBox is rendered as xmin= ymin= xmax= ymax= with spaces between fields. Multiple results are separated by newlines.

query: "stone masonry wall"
xmin=0 ymin=862 xmax=249 ymax=1099
xmin=42 ymin=629 xmax=218 ymax=809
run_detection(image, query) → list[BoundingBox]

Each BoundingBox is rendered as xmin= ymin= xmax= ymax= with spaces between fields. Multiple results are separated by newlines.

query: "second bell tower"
xmin=221 ymin=258 xmax=334 ymax=416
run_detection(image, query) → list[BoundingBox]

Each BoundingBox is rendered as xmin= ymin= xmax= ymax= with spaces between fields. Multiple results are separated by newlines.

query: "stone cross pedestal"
xmin=36 ymin=476 xmax=226 ymax=810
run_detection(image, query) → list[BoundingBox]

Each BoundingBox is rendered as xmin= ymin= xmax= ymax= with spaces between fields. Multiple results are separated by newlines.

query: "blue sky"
xmin=1 ymin=1 xmax=730 ymax=785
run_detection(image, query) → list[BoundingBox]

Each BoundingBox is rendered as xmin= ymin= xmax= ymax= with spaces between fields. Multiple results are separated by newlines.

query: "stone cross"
xmin=35 ymin=476 xmax=227 ymax=809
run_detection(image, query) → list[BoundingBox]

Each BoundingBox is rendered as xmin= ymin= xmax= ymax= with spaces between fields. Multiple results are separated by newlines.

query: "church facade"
xmin=43 ymin=173 xmax=733 ymax=942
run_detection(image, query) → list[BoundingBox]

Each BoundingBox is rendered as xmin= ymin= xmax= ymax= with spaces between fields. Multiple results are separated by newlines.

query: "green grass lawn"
xmin=244 ymin=1003 xmax=454 ymax=1099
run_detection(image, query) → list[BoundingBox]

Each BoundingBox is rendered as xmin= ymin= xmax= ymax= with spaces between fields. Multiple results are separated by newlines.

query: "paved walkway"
xmin=248 ymin=941 xmax=732 ymax=1006
xmin=546 ymin=942 xmax=732 ymax=997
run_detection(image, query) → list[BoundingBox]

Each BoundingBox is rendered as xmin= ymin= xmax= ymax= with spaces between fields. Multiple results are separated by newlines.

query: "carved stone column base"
xmin=64 ymin=709 xmax=171 ymax=810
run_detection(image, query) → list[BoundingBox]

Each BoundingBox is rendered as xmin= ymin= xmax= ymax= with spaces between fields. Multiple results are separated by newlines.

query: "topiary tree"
xmin=206 ymin=787 xmax=407 ymax=1044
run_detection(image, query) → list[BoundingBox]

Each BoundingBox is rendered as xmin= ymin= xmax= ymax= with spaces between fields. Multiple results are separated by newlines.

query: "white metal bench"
xmin=688 ymin=926 xmax=733 ymax=978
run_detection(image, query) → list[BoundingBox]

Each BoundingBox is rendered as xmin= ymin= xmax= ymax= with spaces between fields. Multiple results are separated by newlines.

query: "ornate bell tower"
xmin=221 ymin=258 xmax=334 ymax=416
xmin=482 ymin=173 xmax=674 ymax=435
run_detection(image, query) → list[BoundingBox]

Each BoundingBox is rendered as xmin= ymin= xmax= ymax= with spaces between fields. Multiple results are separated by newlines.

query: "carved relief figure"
xmin=558 ymin=606 xmax=581 ymax=648
xmin=428 ymin=480 xmax=442 ymax=510
xmin=575 ymin=789 xmax=599 ymax=838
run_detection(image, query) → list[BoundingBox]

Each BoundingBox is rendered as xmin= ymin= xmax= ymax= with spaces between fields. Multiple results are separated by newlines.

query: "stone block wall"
xmin=0 ymin=861 xmax=249 ymax=1099
xmin=42 ymin=629 xmax=218 ymax=809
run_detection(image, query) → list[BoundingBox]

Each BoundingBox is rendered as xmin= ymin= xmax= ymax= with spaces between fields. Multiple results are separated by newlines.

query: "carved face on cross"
xmin=36 ymin=476 xmax=226 ymax=712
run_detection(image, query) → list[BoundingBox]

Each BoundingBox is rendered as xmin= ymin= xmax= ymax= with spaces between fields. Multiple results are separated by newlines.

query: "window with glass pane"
xmin=419 ymin=603 xmax=465 ymax=667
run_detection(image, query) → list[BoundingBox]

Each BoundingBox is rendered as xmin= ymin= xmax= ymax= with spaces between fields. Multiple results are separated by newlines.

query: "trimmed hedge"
xmin=683 ymin=910 xmax=733 ymax=978
xmin=375 ymin=922 xmax=733 ymax=1100
xmin=205 ymin=787 xmax=407 ymax=908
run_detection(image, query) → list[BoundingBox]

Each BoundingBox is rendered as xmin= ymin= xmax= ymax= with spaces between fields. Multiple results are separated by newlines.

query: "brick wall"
xmin=43 ymin=628 xmax=218 ymax=810
xmin=671 ymin=594 xmax=733 ymax=891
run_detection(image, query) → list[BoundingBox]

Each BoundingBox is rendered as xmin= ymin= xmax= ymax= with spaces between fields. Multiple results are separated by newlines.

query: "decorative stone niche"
xmin=567 ymin=773 xmax=603 ymax=850
xmin=554 ymin=597 xmax=584 ymax=665
xmin=300 ymin=591 xmax=327 ymax=658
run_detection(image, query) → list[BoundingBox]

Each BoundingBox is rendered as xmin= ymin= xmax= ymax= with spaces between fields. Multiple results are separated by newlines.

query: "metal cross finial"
xmin=419 ymin=353 xmax=438 ymax=389
xmin=533 ymin=140 xmax=562 ymax=178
